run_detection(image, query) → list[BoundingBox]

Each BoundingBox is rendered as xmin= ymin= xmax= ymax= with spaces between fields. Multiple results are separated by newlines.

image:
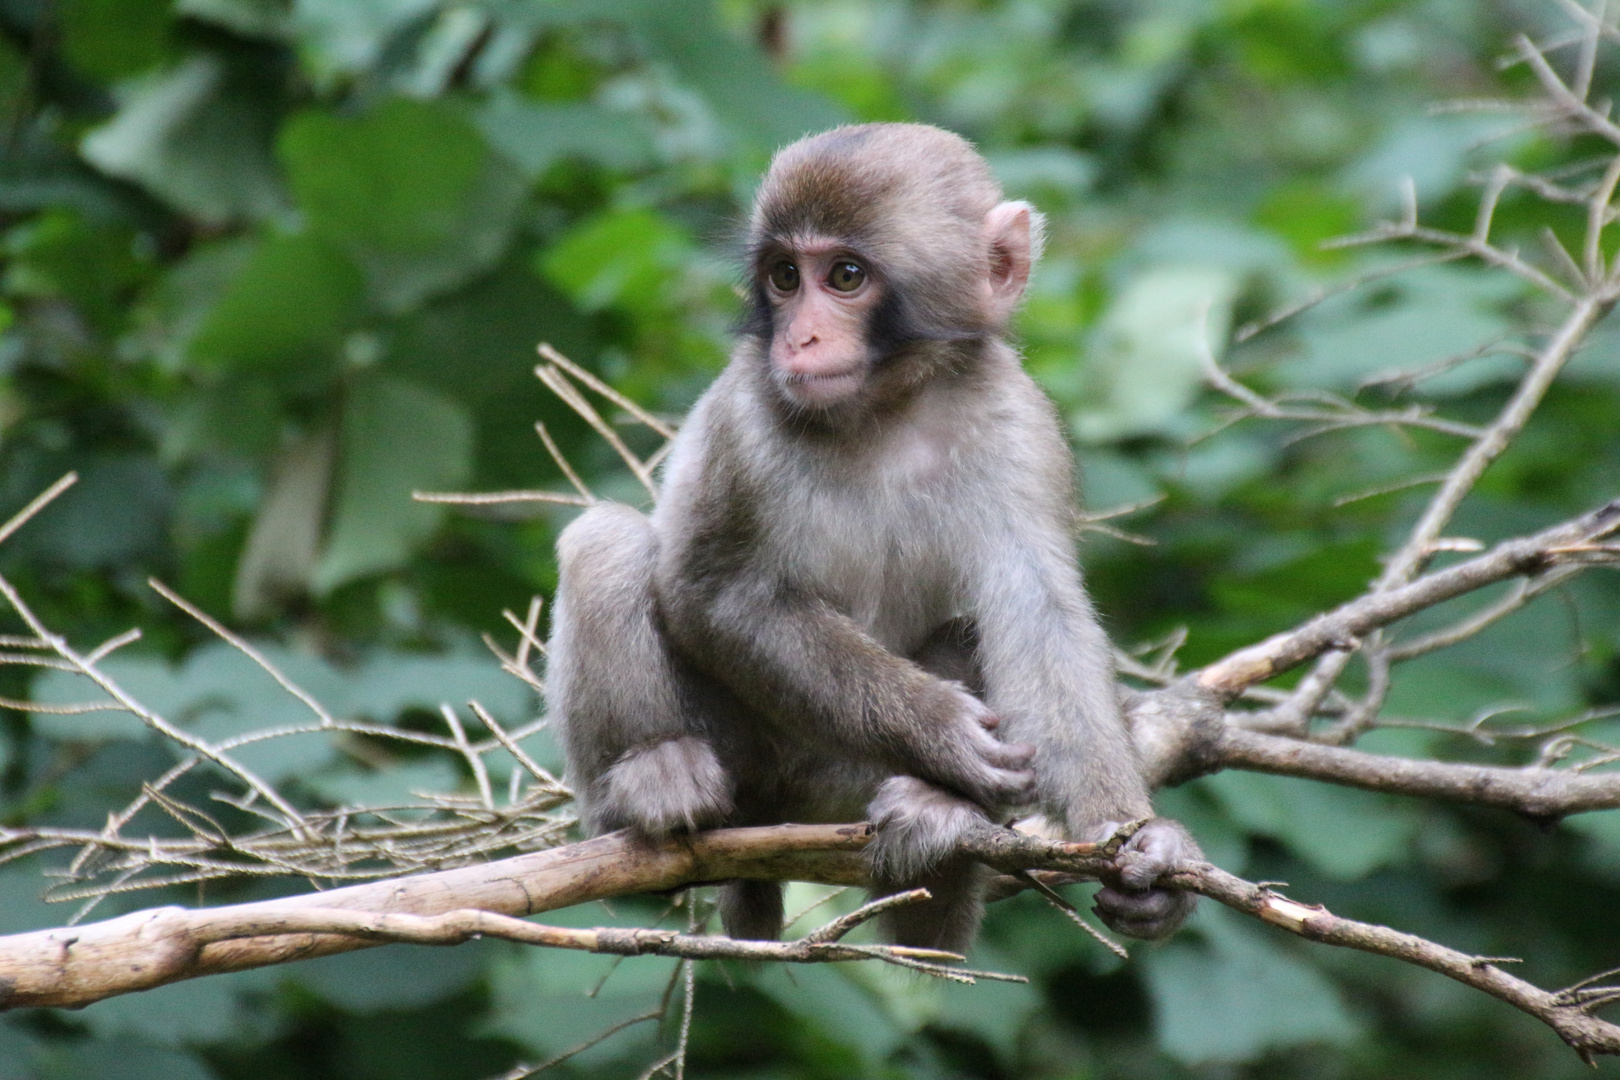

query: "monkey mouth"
xmin=780 ymin=370 xmax=862 ymax=406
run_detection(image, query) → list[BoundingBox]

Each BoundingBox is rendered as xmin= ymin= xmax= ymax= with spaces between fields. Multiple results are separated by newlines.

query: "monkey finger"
xmin=986 ymin=766 xmax=1038 ymax=806
xmin=984 ymin=740 xmax=1036 ymax=769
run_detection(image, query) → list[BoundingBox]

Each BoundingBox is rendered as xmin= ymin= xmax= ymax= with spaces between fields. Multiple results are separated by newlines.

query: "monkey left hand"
xmin=1087 ymin=817 xmax=1200 ymax=940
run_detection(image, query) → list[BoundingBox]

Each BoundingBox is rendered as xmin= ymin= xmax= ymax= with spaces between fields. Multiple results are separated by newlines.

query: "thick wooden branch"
xmin=1196 ymin=498 xmax=1620 ymax=698
xmin=4 ymin=823 xmax=1617 ymax=1059
xmin=0 ymin=823 xmax=872 ymax=1010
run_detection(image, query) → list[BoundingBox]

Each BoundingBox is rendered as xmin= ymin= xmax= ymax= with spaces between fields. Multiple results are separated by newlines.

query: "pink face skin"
xmin=760 ymin=203 xmax=1034 ymax=411
xmin=763 ymin=240 xmax=881 ymax=409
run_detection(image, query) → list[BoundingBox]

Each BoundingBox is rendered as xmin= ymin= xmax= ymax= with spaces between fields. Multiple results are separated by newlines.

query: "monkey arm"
xmin=655 ymin=567 xmax=1035 ymax=809
xmin=967 ymin=527 xmax=1155 ymax=832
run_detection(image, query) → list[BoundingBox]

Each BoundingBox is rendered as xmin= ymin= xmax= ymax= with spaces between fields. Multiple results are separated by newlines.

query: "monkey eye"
xmin=826 ymin=261 xmax=866 ymax=293
xmin=767 ymin=261 xmax=800 ymax=292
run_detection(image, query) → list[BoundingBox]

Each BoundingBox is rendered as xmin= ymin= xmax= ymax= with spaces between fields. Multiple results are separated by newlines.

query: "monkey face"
xmin=758 ymin=238 xmax=884 ymax=409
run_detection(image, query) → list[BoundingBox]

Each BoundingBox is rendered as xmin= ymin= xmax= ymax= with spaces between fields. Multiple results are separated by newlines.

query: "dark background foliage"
xmin=1 ymin=0 xmax=1619 ymax=1077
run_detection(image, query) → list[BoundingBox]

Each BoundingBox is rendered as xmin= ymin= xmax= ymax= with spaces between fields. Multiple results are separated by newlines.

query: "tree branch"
xmin=1211 ymin=725 xmax=1620 ymax=817
xmin=4 ymin=823 xmax=1618 ymax=1059
xmin=1196 ymin=498 xmax=1620 ymax=698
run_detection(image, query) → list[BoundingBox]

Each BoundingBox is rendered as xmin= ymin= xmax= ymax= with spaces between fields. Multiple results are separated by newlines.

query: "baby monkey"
xmin=547 ymin=123 xmax=1199 ymax=951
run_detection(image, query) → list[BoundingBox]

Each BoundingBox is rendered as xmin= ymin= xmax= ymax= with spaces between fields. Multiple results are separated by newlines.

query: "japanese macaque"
xmin=546 ymin=123 xmax=1199 ymax=951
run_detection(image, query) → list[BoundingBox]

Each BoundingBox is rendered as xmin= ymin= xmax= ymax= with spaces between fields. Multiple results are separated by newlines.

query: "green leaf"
xmin=540 ymin=207 xmax=694 ymax=315
xmin=926 ymin=950 xmax=1040 ymax=1060
xmin=77 ymin=968 xmax=276 ymax=1045
xmin=280 ymin=99 xmax=527 ymax=311
xmin=314 ymin=374 xmax=473 ymax=592
xmin=2 ymin=455 xmax=172 ymax=571
xmin=175 ymin=0 xmax=290 ymax=39
xmin=186 ymin=232 xmax=364 ymax=374
xmin=1283 ymin=262 xmax=1520 ymax=393
xmin=2 ymin=209 xmax=149 ymax=334
xmin=302 ymin=758 xmax=461 ymax=808
xmin=290 ymin=941 xmax=490 ymax=1011
xmin=291 ymin=0 xmax=437 ymax=82
xmin=41 ymin=1041 xmax=220 ymax=1080
xmin=343 ymin=651 xmax=534 ymax=721
xmin=487 ymin=905 xmax=677 ymax=1065
xmin=80 ymin=57 xmax=285 ymax=225
xmin=0 ymin=864 xmax=64 ymax=934
xmin=0 ymin=1019 xmax=42 ymax=1079
xmin=1143 ymin=905 xmax=1359 ymax=1063
xmin=32 ymin=639 xmax=531 ymax=765
xmin=1076 ymin=266 xmax=1238 ymax=442
xmin=1345 ymin=112 xmax=1522 ymax=212
xmin=1200 ymin=770 xmax=1418 ymax=879
xmin=385 ymin=258 xmax=592 ymax=406
xmin=58 ymin=0 xmax=173 ymax=81
xmin=624 ymin=1 xmax=844 ymax=151
xmin=753 ymin=964 xmax=908 ymax=1067
xmin=475 ymin=91 xmax=655 ymax=179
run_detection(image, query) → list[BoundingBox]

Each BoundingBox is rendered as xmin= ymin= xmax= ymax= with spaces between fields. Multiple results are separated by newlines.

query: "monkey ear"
xmin=984 ymin=200 xmax=1043 ymax=324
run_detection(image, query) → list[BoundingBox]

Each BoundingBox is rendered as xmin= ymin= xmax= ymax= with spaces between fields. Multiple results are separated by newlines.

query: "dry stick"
xmin=1211 ymin=726 xmax=1620 ymax=817
xmin=1182 ymin=862 xmax=1620 ymax=1062
xmin=534 ymin=421 xmax=595 ymax=503
xmin=1198 ymin=497 xmax=1620 ymax=697
xmin=1258 ymin=293 xmax=1610 ymax=731
xmin=414 ymin=489 xmax=593 ymax=508
xmin=0 ymin=823 xmax=875 ymax=1009
xmin=535 ymin=365 xmax=659 ymax=500
xmin=441 ymin=705 xmax=495 ymax=811
xmin=466 ymin=700 xmax=561 ymax=790
xmin=1516 ymin=32 xmax=1620 ymax=148
xmin=538 ymin=343 xmax=678 ymax=440
xmin=149 ymin=578 xmax=337 ymax=727
xmin=0 ymin=472 xmax=77 ymax=548
xmin=0 ymin=572 xmax=305 ymax=828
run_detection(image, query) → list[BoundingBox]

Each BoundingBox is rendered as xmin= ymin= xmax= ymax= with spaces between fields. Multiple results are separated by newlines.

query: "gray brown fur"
xmin=547 ymin=123 xmax=1197 ymax=951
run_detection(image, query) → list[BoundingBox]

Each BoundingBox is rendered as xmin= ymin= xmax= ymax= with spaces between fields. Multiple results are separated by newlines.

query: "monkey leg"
xmin=548 ymin=503 xmax=733 ymax=836
xmin=866 ymin=775 xmax=991 ymax=953
xmin=717 ymin=879 xmax=785 ymax=941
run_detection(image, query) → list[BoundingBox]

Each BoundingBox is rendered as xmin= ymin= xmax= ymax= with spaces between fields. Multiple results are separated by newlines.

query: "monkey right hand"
xmin=919 ymin=685 xmax=1037 ymax=811
xmin=597 ymin=736 xmax=735 ymax=837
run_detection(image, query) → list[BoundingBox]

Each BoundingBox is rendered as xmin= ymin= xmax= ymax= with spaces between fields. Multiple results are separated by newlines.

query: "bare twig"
xmin=1197 ymin=498 xmax=1620 ymax=697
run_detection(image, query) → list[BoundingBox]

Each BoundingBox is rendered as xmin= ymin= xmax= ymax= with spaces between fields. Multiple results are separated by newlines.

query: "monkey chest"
xmin=773 ymin=481 xmax=968 ymax=650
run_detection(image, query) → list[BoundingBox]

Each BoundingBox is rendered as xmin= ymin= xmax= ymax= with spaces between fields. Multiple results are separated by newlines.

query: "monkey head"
xmin=744 ymin=124 xmax=1042 ymax=414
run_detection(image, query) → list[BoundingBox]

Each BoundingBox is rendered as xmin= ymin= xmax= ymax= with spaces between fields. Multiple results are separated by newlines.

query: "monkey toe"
xmin=1094 ymin=884 xmax=1196 ymax=941
xmin=868 ymin=776 xmax=987 ymax=880
xmin=600 ymin=737 xmax=734 ymax=836
xmin=1114 ymin=817 xmax=1198 ymax=889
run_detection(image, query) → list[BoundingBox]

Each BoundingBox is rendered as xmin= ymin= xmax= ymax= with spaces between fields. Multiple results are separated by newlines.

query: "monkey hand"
xmin=599 ymin=736 xmax=734 ymax=837
xmin=1088 ymin=817 xmax=1200 ymax=940
xmin=918 ymin=685 xmax=1037 ymax=811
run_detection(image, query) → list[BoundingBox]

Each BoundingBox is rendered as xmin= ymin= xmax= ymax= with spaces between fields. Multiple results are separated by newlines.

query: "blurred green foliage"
xmin=0 ymin=0 xmax=1618 ymax=1077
